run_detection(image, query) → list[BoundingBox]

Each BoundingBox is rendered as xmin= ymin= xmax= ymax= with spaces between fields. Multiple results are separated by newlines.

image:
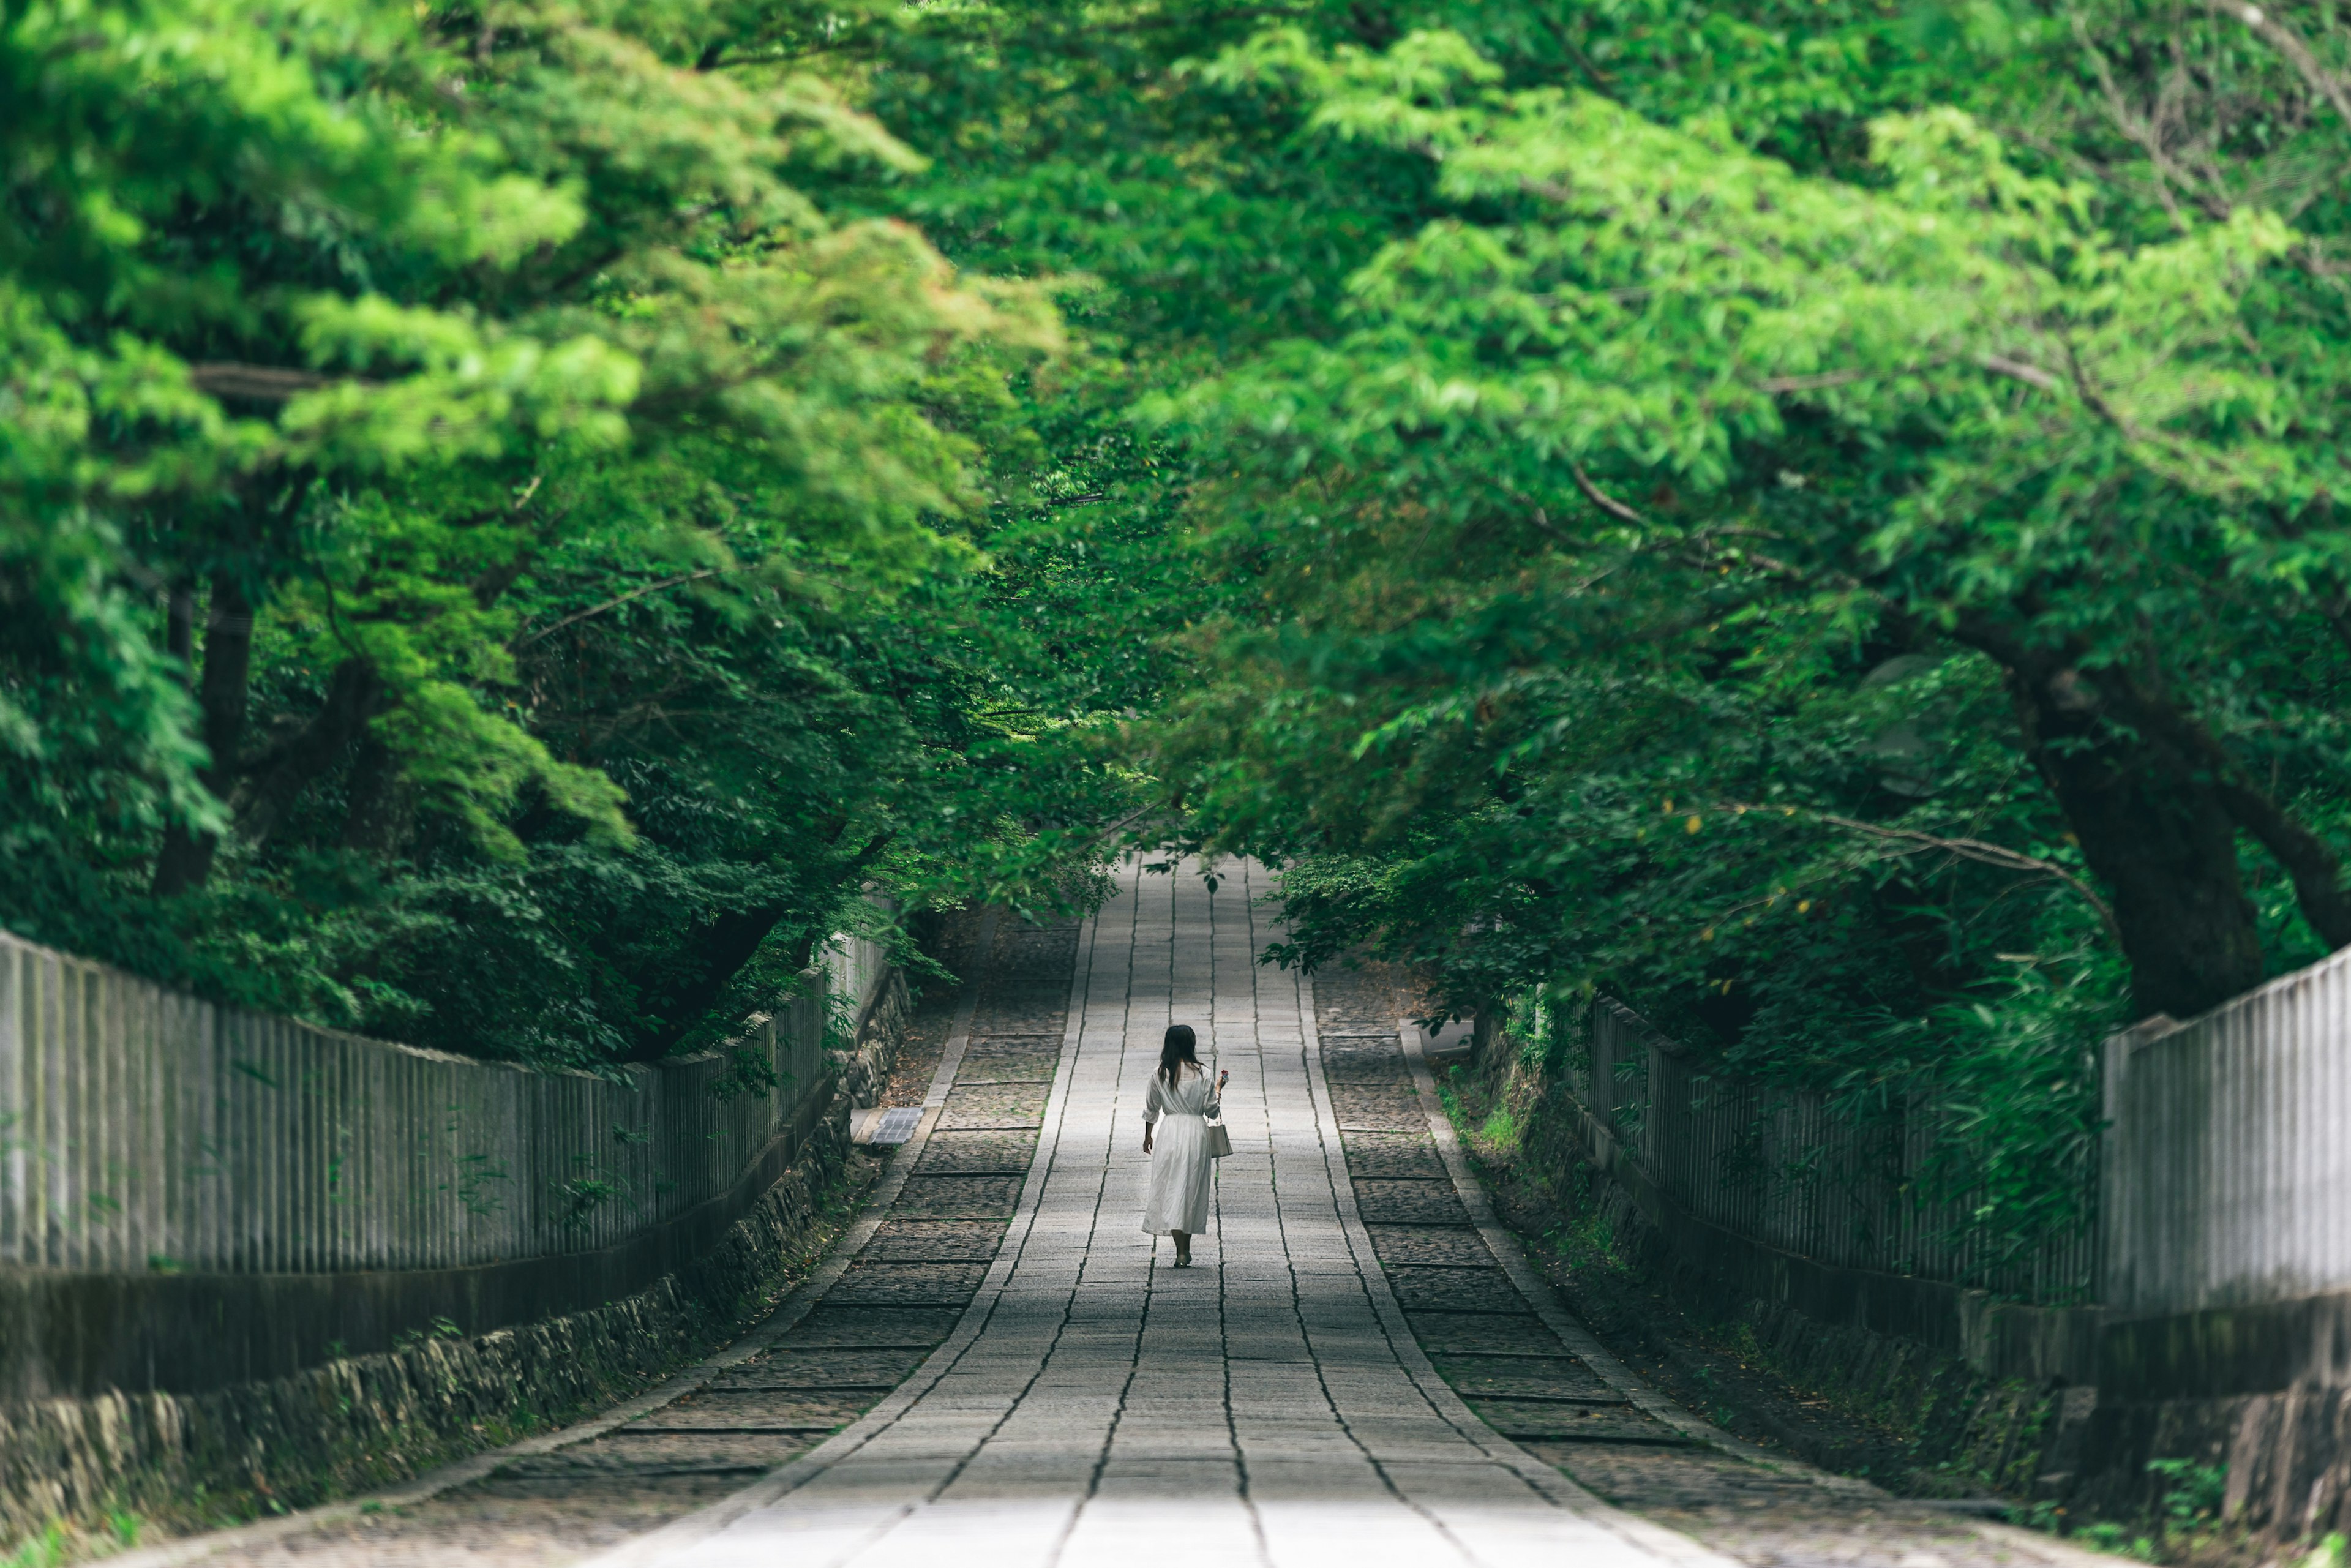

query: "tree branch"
xmin=2109 ymin=673 xmax=2351 ymax=950
xmin=2240 ymin=6 xmax=2351 ymax=134
xmin=1757 ymin=353 xmax=2058 ymax=395
xmin=514 ymin=568 xmax=738 ymax=647
xmin=153 ymin=574 xmax=258 ymax=895
xmin=1570 ymin=462 xmax=1647 ymax=525
xmin=234 ymin=658 xmax=388 ymax=852
xmin=1717 ymin=800 xmax=2123 ymax=944
xmin=189 ymin=363 xmax=361 ymax=402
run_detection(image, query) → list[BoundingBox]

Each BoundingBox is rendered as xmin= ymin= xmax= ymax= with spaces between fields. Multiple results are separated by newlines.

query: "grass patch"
xmin=1 ymin=1514 xmax=143 ymax=1568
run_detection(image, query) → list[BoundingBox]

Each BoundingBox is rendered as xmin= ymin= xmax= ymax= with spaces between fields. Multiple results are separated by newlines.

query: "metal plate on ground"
xmin=1368 ymin=1225 xmax=1497 ymax=1266
xmin=1352 ymin=1179 xmax=1472 ymax=1224
xmin=863 ymin=1219 xmax=1008 ymax=1261
xmin=1469 ymin=1397 xmax=1690 ymax=1444
xmin=893 ymin=1174 xmax=1024 ymax=1217
xmin=914 ymin=1130 xmax=1038 ymax=1175
xmin=791 ymin=1305 xmax=965 ymax=1345
xmin=939 ymin=1084 xmax=1051 ymax=1129
xmin=855 ymin=1106 xmax=923 ymax=1145
xmin=1406 ymin=1309 xmax=1569 ymax=1357
xmin=828 ymin=1259 xmax=991 ymax=1307
xmin=1386 ymin=1265 xmax=1530 ymax=1314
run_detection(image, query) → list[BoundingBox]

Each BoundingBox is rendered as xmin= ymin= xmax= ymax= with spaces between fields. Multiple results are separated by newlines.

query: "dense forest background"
xmin=10 ymin=0 xmax=2351 ymax=1268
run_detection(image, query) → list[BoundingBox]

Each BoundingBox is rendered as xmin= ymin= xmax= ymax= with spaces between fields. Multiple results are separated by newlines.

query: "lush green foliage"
xmin=14 ymin=0 xmax=2351 ymax=1269
xmin=0 ymin=0 xmax=1134 ymax=1066
xmin=1128 ymin=0 xmax=2351 ymax=1266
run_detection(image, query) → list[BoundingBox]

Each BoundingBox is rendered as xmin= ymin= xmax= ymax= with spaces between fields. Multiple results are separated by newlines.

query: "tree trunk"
xmin=624 ymin=831 xmax=893 ymax=1062
xmin=342 ymin=724 xmax=411 ymax=858
xmin=626 ymin=904 xmax=804 ymax=1062
xmin=152 ymin=576 xmax=257 ymax=897
xmin=1962 ymin=624 xmax=2263 ymax=1021
xmin=2076 ymin=672 xmax=2351 ymax=952
xmin=165 ymin=583 xmax=195 ymax=675
xmin=236 ymin=658 xmax=386 ymax=853
xmin=2026 ymin=704 xmax=2259 ymax=1021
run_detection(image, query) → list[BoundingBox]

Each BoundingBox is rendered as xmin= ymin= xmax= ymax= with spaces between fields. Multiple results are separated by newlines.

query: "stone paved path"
xmin=599 ymin=859 xmax=1732 ymax=1568
xmin=163 ymin=860 xmax=2112 ymax=1568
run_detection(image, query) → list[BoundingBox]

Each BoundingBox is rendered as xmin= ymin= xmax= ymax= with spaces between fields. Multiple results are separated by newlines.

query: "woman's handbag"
xmin=1204 ymin=1048 xmax=1232 ymax=1158
xmin=1204 ymin=1114 xmax=1233 ymax=1159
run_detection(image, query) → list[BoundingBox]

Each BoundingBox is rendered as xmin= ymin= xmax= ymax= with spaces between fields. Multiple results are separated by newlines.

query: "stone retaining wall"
xmin=1463 ymin=1015 xmax=2092 ymax=1502
xmin=1471 ymin=1011 xmax=2351 ymax=1547
xmin=2072 ymin=1292 xmax=2351 ymax=1540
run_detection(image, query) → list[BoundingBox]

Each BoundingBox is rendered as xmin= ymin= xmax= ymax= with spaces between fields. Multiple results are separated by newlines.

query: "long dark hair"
xmin=1158 ymin=1024 xmax=1201 ymax=1087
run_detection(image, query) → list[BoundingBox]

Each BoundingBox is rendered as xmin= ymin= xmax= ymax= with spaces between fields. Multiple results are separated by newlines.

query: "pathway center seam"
xmin=1242 ymin=879 xmax=1480 ymax=1558
xmin=1070 ymin=872 xmax=1177 ymax=1545
xmin=1219 ymin=1155 xmax=1275 ymax=1568
xmin=1007 ymin=906 xmax=1133 ymax=1568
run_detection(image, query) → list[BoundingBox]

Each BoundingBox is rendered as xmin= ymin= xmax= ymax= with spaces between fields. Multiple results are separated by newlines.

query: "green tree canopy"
xmin=13 ymin=0 xmax=2351 ymax=1267
xmin=0 ymin=0 xmax=1127 ymax=1062
xmin=850 ymin=0 xmax=2351 ymax=1259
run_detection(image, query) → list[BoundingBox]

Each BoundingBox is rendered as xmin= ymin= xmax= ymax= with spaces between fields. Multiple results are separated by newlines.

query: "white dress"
xmin=1141 ymin=1065 xmax=1220 ymax=1235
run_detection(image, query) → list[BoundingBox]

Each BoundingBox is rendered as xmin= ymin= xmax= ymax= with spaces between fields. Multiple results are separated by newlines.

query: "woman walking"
xmin=1141 ymin=1024 xmax=1226 ymax=1266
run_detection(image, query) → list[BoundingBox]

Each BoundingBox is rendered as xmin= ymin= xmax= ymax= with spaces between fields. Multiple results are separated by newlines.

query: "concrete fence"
xmin=827 ymin=927 xmax=893 ymax=1040
xmin=1594 ymin=935 xmax=2351 ymax=1319
xmin=2102 ymin=942 xmax=2351 ymax=1318
xmin=1588 ymin=1000 xmax=2098 ymax=1305
xmin=1582 ymin=939 xmax=2351 ymax=1533
xmin=0 ymin=924 xmax=890 ymax=1278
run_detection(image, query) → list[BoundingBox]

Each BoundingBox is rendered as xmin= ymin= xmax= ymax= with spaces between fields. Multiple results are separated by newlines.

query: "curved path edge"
xmin=1297 ymin=973 xmax=1743 ymax=1568
xmin=1397 ymin=1025 xmax=2126 ymax=1568
xmin=578 ymin=906 xmax=1095 ymax=1568
xmin=98 ymin=926 xmax=993 ymax=1568
xmin=589 ymin=857 xmax=1755 ymax=1568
